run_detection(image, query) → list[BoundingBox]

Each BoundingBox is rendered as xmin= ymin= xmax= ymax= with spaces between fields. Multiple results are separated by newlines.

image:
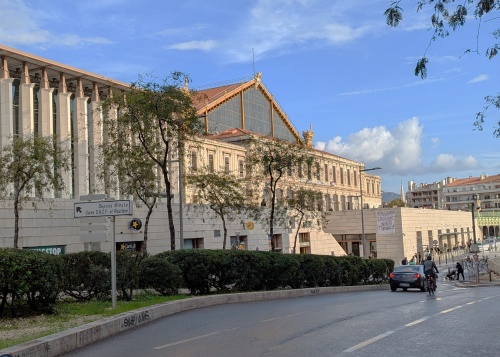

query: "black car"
xmin=389 ymin=265 xmax=426 ymax=292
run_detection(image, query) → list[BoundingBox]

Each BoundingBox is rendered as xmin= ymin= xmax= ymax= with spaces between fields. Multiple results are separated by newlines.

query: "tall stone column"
xmin=38 ymin=68 xmax=54 ymax=136
xmin=73 ymin=79 xmax=89 ymax=198
xmin=56 ymin=74 xmax=73 ymax=198
xmin=88 ymin=83 xmax=103 ymax=193
xmin=0 ymin=78 xmax=14 ymax=149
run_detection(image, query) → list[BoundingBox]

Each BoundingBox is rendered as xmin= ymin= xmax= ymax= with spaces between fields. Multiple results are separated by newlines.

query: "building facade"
xmin=443 ymin=174 xmax=500 ymax=238
xmin=325 ymin=207 xmax=477 ymax=263
xmin=0 ymin=44 xmax=380 ymax=256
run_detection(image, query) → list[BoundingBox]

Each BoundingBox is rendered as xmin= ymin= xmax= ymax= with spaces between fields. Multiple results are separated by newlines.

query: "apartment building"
xmin=443 ymin=174 xmax=500 ymax=238
xmin=407 ymin=178 xmax=456 ymax=209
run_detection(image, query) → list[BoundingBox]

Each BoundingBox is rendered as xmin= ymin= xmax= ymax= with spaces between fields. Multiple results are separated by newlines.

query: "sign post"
xmin=74 ymin=199 xmax=133 ymax=308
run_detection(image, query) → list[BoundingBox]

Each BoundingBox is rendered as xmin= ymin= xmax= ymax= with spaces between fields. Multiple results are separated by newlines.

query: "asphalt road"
xmin=61 ymin=283 xmax=500 ymax=357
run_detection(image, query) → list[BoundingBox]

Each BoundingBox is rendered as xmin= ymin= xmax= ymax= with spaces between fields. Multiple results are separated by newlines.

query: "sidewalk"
xmin=434 ymin=248 xmax=500 ymax=287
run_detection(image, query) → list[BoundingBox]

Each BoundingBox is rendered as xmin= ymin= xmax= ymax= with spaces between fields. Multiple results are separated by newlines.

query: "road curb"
xmin=0 ymin=284 xmax=388 ymax=357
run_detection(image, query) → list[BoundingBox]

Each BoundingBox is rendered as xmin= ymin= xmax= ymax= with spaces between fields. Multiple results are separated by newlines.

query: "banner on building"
xmin=377 ymin=210 xmax=395 ymax=235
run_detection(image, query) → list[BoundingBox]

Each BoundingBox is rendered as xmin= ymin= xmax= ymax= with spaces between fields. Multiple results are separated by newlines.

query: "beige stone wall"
xmin=324 ymin=207 xmax=475 ymax=263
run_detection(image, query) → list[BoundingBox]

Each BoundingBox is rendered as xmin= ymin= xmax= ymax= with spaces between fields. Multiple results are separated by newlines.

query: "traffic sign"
xmin=74 ymin=200 xmax=133 ymax=218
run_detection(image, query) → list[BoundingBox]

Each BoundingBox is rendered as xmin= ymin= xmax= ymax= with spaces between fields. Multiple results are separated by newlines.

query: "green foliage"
xmin=246 ymin=137 xmax=318 ymax=251
xmin=139 ymin=255 xmax=183 ymax=296
xmin=0 ymin=248 xmax=61 ymax=317
xmin=187 ymin=170 xmax=251 ymax=249
xmin=0 ymin=135 xmax=71 ymax=248
xmin=384 ymin=1 xmax=500 ymax=134
xmin=100 ymin=72 xmax=203 ymax=251
xmin=387 ymin=198 xmax=406 ymax=207
xmin=59 ymin=251 xmax=111 ymax=301
xmin=0 ymin=248 xmax=393 ymax=318
xmin=116 ymin=251 xmax=148 ymax=301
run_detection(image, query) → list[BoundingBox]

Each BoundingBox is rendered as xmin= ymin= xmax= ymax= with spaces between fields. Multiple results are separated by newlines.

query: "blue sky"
xmin=1 ymin=0 xmax=499 ymax=194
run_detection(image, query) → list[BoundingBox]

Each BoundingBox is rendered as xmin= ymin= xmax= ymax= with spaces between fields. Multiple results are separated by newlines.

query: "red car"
xmin=389 ymin=265 xmax=426 ymax=292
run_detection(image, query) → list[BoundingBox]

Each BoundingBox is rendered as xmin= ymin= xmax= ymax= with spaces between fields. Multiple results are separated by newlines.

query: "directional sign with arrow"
xmin=74 ymin=200 xmax=133 ymax=218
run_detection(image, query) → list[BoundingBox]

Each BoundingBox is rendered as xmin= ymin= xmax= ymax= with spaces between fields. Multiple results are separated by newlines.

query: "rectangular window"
xmin=287 ymin=160 xmax=292 ymax=176
xmin=239 ymin=160 xmax=244 ymax=177
xmin=332 ymin=166 xmax=336 ymax=183
xmin=307 ymin=163 xmax=312 ymax=180
xmin=208 ymin=154 xmax=214 ymax=173
xmin=340 ymin=168 xmax=344 ymax=185
xmin=191 ymin=151 xmax=197 ymax=171
xmin=347 ymin=169 xmax=351 ymax=186
xmin=354 ymin=171 xmax=358 ymax=187
xmin=324 ymin=164 xmax=328 ymax=182
xmin=298 ymin=162 xmax=303 ymax=178
xmin=224 ymin=156 xmax=230 ymax=174
xmin=316 ymin=163 xmax=320 ymax=180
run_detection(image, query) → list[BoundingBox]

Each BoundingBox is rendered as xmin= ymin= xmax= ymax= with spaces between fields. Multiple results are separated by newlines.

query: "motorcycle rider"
xmin=423 ymin=255 xmax=439 ymax=289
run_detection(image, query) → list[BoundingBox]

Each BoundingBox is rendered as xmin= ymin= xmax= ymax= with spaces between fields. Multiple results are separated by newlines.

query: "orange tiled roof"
xmin=445 ymin=174 xmax=500 ymax=187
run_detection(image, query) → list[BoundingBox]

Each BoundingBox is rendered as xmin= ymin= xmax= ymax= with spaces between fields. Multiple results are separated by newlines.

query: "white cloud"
xmin=314 ymin=117 xmax=479 ymax=176
xmin=164 ymin=0 xmax=380 ymax=62
xmin=166 ymin=40 xmax=218 ymax=51
xmin=468 ymin=74 xmax=488 ymax=84
xmin=0 ymin=0 xmax=111 ymax=47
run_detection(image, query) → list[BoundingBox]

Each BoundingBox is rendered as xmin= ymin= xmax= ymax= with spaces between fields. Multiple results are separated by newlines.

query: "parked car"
xmin=389 ymin=265 xmax=426 ymax=292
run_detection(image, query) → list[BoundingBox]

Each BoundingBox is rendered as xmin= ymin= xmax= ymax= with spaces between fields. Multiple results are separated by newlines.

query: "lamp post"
xmin=471 ymin=193 xmax=478 ymax=245
xmin=359 ymin=167 xmax=381 ymax=258
xmin=471 ymin=193 xmax=480 ymax=283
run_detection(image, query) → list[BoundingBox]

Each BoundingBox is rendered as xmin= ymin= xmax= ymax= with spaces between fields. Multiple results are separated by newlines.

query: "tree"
xmin=0 ymin=135 xmax=71 ymax=248
xmin=187 ymin=169 xmax=250 ymax=249
xmin=101 ymin=72 xmax=203 ymax=251
xmin=384 ymin=1 xmax=500 ymax=134
xmin=100 ymin=130 xmax=158 ymax=253
xmin=246 ymin=137 xmax=317 ymax=251
xmin=386 ymin=198 xmax=406 ymax=208
xmin=286 ymin=188 xmax=326 ymax=254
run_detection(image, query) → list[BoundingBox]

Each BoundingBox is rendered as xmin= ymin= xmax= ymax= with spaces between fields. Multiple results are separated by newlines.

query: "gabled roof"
xmin=192 ymin=73 xmax=302 ymax=144
xmin=445 ymin=174 xmax=500 ymax=187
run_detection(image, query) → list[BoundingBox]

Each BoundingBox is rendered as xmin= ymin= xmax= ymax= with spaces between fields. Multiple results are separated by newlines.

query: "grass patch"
xmin=0 ymin=292 xmax=189 ymax=350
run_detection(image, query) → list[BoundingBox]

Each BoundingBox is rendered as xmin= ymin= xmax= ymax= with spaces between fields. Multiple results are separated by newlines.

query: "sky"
xmin=1 ymin=0 xmax=499 ymax=194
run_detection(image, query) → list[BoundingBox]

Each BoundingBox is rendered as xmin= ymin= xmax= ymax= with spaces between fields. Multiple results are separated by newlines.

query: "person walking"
xmin=402 ymin=257 xmax=408 ymax=265
xmin=456 ymin=262 xmax=465 ymax=281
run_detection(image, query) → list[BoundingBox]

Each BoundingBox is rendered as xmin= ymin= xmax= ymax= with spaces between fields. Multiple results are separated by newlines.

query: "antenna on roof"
xmin=252 ymin=48 xmax=255 ymax=77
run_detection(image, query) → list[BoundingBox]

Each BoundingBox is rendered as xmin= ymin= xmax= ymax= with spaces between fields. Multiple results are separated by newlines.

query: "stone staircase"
xmin=479 ymin=270 xmax=500 ymax=282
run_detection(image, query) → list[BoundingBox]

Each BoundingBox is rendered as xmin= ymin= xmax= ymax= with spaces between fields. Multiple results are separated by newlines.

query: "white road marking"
xmin=261 ymin=312 xmax=304 ymax=322
xmin=344 ymin=293 xmax=500 ymax=353
xmin=153 ymin=327 xmax=240 ymax=350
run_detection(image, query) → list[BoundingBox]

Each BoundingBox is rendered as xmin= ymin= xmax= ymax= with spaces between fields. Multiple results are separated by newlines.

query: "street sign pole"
xmin=111 ymin=216 xmax=117 ymax=309
xmin=74 ymin=198 xmax=132 ymax=309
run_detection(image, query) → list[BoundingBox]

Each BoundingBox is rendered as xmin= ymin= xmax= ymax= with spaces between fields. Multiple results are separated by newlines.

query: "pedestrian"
xmin=418 ymin=252 xmax=422 ymax=264
xmin=456 ymin=262 xmax=465 ymax=281
xmin=409 ymin=257 xmax=415 ymax=265
xmin=402 ymin=257 xmax=408 ymax=265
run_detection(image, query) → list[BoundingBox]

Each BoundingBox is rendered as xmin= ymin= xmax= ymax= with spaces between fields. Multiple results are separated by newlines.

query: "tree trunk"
xmin=163 ymin=170 xmax=176 ymax=250
xmin=142 ymin=205 xmax=154 ymax=253
xmin=269 ymin=176 xmax=276 ymax=251
xmin=222 ymin=213 xmax=227 ymax=250
xmin=293 ymin=213 xmax=304 ymax=254
xmin=13 ymin=191 xmax=20 ymax=248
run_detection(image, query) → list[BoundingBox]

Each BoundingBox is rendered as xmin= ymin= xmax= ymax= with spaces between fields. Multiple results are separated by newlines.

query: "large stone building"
xmin=0 ymin=44 xmax=382 ymax=256
xmin=325 ymin=207 xmax=477 ymax=264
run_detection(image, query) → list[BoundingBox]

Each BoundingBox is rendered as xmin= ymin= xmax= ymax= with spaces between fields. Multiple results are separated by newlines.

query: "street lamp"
xmin=359 ymin=167 xmax=381 ymax=258
xmin=471 ymin=193 xmax=478 ymax=245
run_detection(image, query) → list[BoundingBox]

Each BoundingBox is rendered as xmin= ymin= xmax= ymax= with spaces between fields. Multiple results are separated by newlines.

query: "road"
xmin=62 ymin=283 xmax=500 ymax=357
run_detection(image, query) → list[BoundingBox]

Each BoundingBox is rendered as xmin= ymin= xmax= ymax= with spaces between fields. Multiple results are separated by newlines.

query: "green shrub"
xmin=59 ymin=251 xmax=110 ymax=301
xmin=0 ymin=248 xmax=60 ymax=317
xmin=139 ymin=255 xmax=183 ymax=296
xmin=116 ymin=251 xmax=148 ymax=301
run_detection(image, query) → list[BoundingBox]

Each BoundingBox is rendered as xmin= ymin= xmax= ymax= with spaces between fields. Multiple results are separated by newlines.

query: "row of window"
xmin=190 ymin=150 xmax=379 ymax=194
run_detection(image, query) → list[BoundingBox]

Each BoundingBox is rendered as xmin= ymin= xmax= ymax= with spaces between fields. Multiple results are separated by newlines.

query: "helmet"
xmin=427 ymin=255 xmax=432 ymax=260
